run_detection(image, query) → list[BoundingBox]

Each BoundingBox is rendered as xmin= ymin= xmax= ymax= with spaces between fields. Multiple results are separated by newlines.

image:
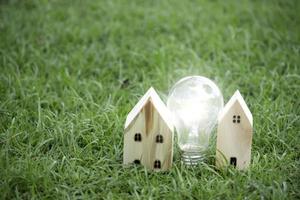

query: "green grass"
xmin=0 ymin=0 xmax=299 ymax=199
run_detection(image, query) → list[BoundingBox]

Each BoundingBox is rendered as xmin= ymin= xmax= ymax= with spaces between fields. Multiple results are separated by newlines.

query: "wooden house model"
xmin=216 ymin=90 xmax=253 ymax=170
xmin=123 ymin=87 xmax=174 ymax=171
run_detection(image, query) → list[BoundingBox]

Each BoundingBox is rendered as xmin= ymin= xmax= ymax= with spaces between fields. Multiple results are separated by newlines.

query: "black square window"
xmin=134 ymin=133 xmax=142 ymax=142
xmin=156 ymin=134 xmax=163 ymax=143
xmin=154 ymin=160 xmax=161 ymax=169
xmin=233 ymin=115 xmax=241 ymax=123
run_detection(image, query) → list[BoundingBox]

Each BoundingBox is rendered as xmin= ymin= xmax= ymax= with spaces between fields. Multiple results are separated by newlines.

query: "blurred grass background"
xmin=0 ymin=0 xmax=299 ymax=199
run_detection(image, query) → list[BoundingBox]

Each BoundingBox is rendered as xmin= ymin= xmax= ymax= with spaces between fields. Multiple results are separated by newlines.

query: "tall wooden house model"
xmin=123 ymin=87 xmax=174 ymax=171
xmin=216 ymin=90 xmax=253 ymax=170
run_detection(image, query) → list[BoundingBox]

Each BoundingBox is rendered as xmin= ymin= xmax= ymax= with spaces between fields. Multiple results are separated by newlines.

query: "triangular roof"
xmin=125 ymin=87 xmax=173 ymax=131
xmin=218 ymin=90 xmax=253 ymax=126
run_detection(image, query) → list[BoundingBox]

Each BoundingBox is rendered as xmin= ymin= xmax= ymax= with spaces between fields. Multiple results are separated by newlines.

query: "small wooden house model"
xmin=216 ymin=90 xmax=253 ymax=170
xmin=123 ymin=87 xmax=174 ymax=171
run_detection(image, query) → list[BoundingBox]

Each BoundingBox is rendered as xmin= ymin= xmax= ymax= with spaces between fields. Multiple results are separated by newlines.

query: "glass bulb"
xmin=167 ymin=76 xmax=223 ymax=165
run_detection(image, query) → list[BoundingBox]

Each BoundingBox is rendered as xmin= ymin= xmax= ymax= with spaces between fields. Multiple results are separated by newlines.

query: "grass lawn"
xmin=0 ymin=0 xmax=299 ymax=199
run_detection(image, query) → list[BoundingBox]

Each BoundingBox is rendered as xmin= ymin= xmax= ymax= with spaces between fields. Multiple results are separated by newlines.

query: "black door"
xmin=230 ymin=157 xmax=237 ymax=167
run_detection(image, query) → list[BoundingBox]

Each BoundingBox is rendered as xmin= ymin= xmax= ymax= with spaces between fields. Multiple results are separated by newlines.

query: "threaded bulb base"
xmin=181 ymin=151 xmax=204 ymax=166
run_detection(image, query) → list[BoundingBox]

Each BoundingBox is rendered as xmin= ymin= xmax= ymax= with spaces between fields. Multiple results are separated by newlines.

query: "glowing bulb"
xmin=167 ymin=76 xmax=223 ymax=165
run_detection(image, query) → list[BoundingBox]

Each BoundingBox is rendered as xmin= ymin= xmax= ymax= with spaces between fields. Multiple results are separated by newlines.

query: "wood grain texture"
xmin=123 ymin=87 xmax=173 ymax=171
xmin=123 ymin=98 xmax=173 ymax=171
xmin=216 ymin=91 xmax=253 ymax=170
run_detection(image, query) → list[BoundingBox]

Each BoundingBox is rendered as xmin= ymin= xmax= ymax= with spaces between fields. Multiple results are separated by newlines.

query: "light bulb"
xmin=167 ymin=76 xmax=223 ymax=165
